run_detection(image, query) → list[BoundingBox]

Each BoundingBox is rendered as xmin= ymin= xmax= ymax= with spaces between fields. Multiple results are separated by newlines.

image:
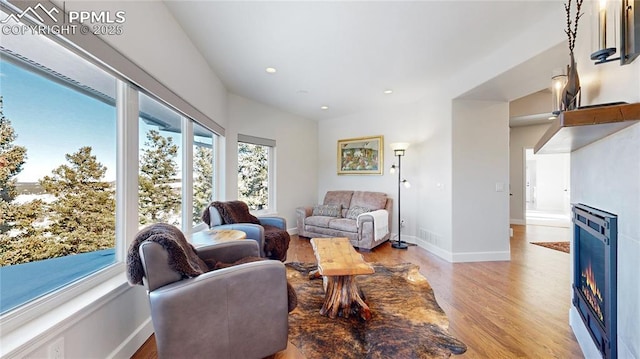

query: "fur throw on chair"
xmin=202 ymin=201 xmax=291 ymax=262
xmin=126 ymin=223 xmax=209 ymax=285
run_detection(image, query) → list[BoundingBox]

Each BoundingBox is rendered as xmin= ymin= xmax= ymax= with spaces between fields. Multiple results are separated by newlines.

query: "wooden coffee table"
xmin=310 ymin=237 xmax=375 ymax=320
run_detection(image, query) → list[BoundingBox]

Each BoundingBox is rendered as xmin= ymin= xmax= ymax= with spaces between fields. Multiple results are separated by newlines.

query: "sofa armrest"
xmin=209 ymin=223 xmax=265 ymax=257
xmin=259 ymin=216 xmax=286 ymax=230
xmin=195 ymin=241 xmax=261 ymax=264
xmin=296 ymin=206 xmax=313 ymax=218
xmin=149 ymin=261 xmax=288 ymax=358
xmin=295 ymin=206 xmax=314 ymax=237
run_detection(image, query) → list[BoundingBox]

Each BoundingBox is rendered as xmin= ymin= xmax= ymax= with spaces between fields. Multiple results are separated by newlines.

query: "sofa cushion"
xmin=323 ymin=191 xmax=354 ymax=217
xmin=305 ymin=216 xmax=334 ymax=228
xmin=328 ymin=218 xmax=358 ymax=233
xmin=346 ymin=205 xmax=371 ymax=219
xmin=312 ymin=204 xmax=342 ymax=217
xmin=351 ymin=191 xmax=387 ymax=210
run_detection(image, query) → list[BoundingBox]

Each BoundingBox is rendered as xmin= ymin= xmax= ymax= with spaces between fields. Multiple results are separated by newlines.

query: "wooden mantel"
xmin=534 ymin=102 xmax=640 ymax=154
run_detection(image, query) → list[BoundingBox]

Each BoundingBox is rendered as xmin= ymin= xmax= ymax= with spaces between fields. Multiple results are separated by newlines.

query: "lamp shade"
xmin=389 ymin=142 xmax=410 ymax=151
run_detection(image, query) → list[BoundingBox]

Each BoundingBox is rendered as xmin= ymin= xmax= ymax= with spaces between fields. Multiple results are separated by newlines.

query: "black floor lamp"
xmin=389 ymin=142 xmax=410 ymax=250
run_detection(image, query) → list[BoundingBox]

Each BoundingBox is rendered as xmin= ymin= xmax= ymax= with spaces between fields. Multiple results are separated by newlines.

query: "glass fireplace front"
xmin=572 ymin=203 xmax=617 ymax=359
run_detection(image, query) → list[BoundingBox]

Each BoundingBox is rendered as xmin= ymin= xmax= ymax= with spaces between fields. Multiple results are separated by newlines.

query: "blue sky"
xmin=1 ymin=59 xmax=117 ymax=182
xmin=1 ymin=59 xmax=186 ymax=184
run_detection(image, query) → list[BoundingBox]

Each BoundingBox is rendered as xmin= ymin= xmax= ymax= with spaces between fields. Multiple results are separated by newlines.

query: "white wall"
xmin=509 ymin=124 xmax=550 ymax=223
xmin=316 ymin=96 xmax=451 ymax=249
xmin=568 ymin=10 xmax=640 ymax=357
xmin=225 ymin=94 xmax=318 ymax=230
xmin=452 ymin=100 xmax=510 ymax=261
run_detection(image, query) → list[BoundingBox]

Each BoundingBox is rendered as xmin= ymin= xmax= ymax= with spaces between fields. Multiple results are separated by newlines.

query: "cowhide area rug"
xmin=285 ymin=262 xmax=467 ymax=359
xmin=530 ymin=241 xmax=570 ymax=253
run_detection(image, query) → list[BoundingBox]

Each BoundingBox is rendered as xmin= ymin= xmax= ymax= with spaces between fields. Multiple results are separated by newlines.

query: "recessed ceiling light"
xmin=383 ymin=89 xmax=393 ymax=94
xmin=320 ymin=106 xmax=329 ymax=110
xmin=265 ymin=67 xmax=277 ymax=74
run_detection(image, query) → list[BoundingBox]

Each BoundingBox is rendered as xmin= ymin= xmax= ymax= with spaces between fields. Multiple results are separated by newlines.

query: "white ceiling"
xmin=163 ymin=1 xmax=564 ymax=121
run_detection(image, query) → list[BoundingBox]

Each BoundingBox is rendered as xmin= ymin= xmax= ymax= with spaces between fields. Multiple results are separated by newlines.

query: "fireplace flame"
xmin=581 ymin=262 xmax=604 ymax=322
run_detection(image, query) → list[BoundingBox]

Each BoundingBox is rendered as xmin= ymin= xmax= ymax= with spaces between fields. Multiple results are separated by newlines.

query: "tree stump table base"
xmin=310 ymin=238 xmax=375 ymax=321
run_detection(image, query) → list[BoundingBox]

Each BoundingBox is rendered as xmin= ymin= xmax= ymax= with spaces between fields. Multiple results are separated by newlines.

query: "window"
xmin=138 ymin=93 xmax=183 ymax=227
xmin=193 ymin=123 xmax=215 ymax=225
xmin=0 ymin=2 xmax=222 ymax=320
xmin=0 ymin=34 xmax=117 ymax=313
xmin=237 ymin=134 xmax=275 ymax=211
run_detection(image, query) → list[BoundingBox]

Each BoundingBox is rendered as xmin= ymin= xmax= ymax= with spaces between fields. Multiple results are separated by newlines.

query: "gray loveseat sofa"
xmin=296 ymin=190 xmax=392 ymax=250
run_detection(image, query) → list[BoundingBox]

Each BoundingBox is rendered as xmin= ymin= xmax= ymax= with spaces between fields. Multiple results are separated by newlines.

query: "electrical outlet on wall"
xmin=400 ymin=218 xmax=406 ymax=228
xmin=48 ymin=337 xmax=64 ymax=359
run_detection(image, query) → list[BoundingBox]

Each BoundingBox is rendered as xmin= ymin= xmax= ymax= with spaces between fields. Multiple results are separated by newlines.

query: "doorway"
xmin=525 ymin=148 xmax=570 ymax=227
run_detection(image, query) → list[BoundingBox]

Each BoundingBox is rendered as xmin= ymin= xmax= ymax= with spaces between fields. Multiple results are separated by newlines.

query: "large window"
xmin=138 ymin=93 xmax=183 ymax=227
xmin=0 ymin=34 xmax=117 ymax=313
xmin=0 ymin=13 xmax=220 ymax=317
xmin=237 ymin=135 xmax=275 ymax=211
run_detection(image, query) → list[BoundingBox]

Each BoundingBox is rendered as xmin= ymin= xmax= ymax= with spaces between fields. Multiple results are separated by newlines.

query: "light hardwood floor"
xmin=132 ymin=224 xmax=582 ymax=358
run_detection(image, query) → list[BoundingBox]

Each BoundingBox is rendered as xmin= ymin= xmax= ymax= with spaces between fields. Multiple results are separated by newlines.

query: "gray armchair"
xmin=202 ymin=201 xmax=290 ymax=261
xmin=138 ymin=239 xmax=289 ymax=358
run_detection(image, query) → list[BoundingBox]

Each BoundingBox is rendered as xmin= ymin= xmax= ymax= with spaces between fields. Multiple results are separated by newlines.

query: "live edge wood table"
xmin=310 ymin=237 xmax=375 ymax=321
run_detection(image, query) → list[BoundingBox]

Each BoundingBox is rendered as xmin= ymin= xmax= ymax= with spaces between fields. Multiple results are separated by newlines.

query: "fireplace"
xmin=572 ymin=204 xmax=617 ymax=359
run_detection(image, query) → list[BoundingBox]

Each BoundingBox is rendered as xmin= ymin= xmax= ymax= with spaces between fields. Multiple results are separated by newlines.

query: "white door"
xmin=525 ymin=149 xmax=570 ymax=226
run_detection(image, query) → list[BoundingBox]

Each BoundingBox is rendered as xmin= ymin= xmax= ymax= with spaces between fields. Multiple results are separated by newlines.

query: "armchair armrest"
xmin=195 ymin=240 xmax=260 ymax=264
xmin=149 ymin=261 xmax=288 ymax=358
xmin=259 ymin=216 xmax=286 ymax=230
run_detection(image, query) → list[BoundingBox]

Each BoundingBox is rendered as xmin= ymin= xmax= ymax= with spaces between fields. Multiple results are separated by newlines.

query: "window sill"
xmin=1 ymin=265 xmax=130 ymax=358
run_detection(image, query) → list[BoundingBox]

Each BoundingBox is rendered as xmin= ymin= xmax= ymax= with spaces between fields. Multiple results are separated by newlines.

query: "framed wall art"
xmin=337 ymin=135 xmax=383 ymax=175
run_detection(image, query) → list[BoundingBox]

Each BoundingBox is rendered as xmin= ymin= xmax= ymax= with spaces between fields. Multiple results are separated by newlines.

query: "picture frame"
xmin=337 ymin=135 xmax=384 ymax=175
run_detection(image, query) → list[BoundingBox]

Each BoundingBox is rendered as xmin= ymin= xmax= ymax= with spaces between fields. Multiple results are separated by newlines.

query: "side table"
xmin=191 ymin=229 xmax=247 ymax=247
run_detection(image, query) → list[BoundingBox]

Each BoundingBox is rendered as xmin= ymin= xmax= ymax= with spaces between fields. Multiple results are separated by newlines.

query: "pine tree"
xmin=238 ymin=143 xmax=268 ymax=210
xmin=0 ymin=97 xmax=46 ymax=265
xmin=0 ymin=96 xmax=29 ymax=237
xmin=138 ymin=130 xmax=180 ymax=225
xmin=0 ymin=96 xmax=27 ymax=207
xmin=39 ymin=146 xmax=115 ymax=256
xmin=193 ymin=144 xmax=213 ymax=224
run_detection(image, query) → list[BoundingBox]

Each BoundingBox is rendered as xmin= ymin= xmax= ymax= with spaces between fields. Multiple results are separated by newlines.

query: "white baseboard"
xmin=415 ymin=237 xmax=453 ymax=262
xmin=108 ymin=317 xmax=153 ymax=358
xmin=510 ymin=219 xmax=526 ymax=225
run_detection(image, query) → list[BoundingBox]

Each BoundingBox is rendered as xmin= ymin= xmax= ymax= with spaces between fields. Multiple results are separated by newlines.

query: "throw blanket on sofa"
xmin=357 ymin=209 xmax=389 ymax=241
xmin=202 ymin=201 xmax=291 ymax=262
